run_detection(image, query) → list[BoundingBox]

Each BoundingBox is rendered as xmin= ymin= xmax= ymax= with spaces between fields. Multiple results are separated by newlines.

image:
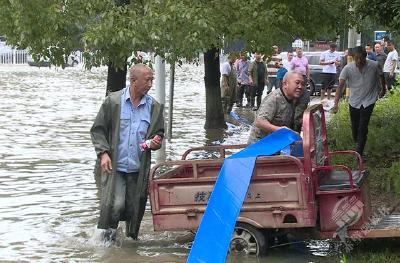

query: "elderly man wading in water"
xmin=91 ymin=64 xmax=164 ymax=242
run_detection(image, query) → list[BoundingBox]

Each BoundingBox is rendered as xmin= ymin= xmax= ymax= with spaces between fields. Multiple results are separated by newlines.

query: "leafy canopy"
xmin=0 ymin=0 xmax=348 ymax=68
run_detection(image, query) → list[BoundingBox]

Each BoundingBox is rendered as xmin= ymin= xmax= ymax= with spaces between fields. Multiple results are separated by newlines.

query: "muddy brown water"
xmin=0 ymin=64 xmax=330 ymax=262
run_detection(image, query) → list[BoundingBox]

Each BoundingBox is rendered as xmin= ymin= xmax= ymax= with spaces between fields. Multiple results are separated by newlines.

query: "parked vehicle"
xmin=27 ymin=55 xmax=51 ymax=67
xmin=27 ymin=51 xmax=81 ymax=67
xmin=0 ymin=44 xmax=13 ymax=64
xmin=149 ymin=104 xmax=400 ymax=256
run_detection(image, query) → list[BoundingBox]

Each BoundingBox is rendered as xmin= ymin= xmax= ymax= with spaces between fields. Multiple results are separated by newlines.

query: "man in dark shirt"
xmin=248 ymin=52 xmax=268 ymax=111
xmin=366 ymin=44 xmax=377 ymax=61
xmin=374 ymin=43 xmax=387 ymax=69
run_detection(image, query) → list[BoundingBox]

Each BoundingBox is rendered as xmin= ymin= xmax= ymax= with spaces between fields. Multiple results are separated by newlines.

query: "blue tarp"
xmin=187 ymin=128 xmax=302 ymax=263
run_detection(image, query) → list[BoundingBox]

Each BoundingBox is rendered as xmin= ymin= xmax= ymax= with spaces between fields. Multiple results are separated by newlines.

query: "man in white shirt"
xmin=220 ymin=53 xmax=238 ymax=114
xmin=282 ymin=51 xmax=294 ymax=70
xmin=383 ymin=40 xmax=398 ymax=91
xmin=320 ymin=43 xmax=341 ymax=100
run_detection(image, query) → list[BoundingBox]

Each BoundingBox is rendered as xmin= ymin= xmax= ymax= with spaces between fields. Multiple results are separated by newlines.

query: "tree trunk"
xmin=204 ymin=48 xmax=227 ymax=129
xmin=106 ymin=62 xmax=127 ymax=95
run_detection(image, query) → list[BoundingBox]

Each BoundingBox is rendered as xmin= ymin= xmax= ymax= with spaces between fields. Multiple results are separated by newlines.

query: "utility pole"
xmin=347 ymin=6 xmax=361 ymax=48
xmin=155 ymin=55 xmax=166 ymax=163
xmin=167 ymin=62 xmax=175 ymax=141
xmin=348 ymin=28 xmax=361 ymax=48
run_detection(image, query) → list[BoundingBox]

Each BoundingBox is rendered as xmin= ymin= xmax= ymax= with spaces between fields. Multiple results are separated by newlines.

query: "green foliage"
xmin=342 ymin=237 xmax=400 ymax=263
xmin=0 ymin=0 xmax=349 ymax=69
xmin=384 ymin=160 xmax=400 ymax=197
xmin=367 ymin=89 xmax=400 ymax=158
xmin=354 ymin=0 xmax=397 ymax=28
xmin=327 ymin=101 xmax=353 ymax=151
xmin=353 ymin=0 xmax=400 ymax=37
xmin=0 ymin=0 xmax=86 ymax=67
xmin=327 ymin=84 xmax=400 ymax=196
xmin=328 ymin=87 xmax=400 ymax=159
xmin=344 ymin=249 xmax=400 ymax=263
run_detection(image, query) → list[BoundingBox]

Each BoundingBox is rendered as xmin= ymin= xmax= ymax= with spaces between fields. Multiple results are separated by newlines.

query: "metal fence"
xmin=0 ymin=50 xmax=28 ymax=64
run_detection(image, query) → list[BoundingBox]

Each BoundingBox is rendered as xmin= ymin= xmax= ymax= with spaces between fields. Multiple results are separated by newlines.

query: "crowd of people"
xmin=221 ymin=38 xmax=398 ymax=158
xmin=220 ymin=45 xmax=312 ymax=113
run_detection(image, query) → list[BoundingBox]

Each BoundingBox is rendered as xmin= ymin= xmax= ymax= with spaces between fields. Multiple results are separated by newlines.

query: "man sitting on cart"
xmin=248 ymin=71 xmax=306 ymax=144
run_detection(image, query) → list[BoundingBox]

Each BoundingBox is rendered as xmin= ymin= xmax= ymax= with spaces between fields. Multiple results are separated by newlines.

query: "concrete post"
xmin=347 ymin=6 xmax=361 ymax=49
xmin=155 ymin=55 xmax=165 ymax=104
xmin=167 ymin=62 xmax=175 ymax=141
xmin=154 ymin=55 xmax=166 ymax=163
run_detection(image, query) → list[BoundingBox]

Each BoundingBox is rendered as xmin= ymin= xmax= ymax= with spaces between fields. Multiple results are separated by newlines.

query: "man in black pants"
xmin=333 ymin=46 xmax=386 ymax=157
xmin=249 ymin=52 xmax=268 ymax=111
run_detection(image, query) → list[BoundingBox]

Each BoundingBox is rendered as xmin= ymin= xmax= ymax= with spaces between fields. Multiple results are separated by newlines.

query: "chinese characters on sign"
xmin=194 ymin=191 xmax=261 ymax=202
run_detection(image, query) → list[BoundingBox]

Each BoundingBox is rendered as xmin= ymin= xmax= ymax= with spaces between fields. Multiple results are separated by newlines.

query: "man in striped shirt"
xmin=266 ymin=45 xmax=282 ymax=94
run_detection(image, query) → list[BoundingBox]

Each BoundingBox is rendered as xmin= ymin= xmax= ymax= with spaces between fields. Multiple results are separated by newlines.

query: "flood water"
xmin=0 ymin=64 xmax=331 ymax=262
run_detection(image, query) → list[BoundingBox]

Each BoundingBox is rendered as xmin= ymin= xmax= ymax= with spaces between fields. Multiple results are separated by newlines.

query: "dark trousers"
xmin=349 ymin=103 xmax=375 ymax=156
xmin=384 ymin=72 xmax=396 ymax=91
xmin=236 ymin=84 xmax=250 ymax=105
xmin=267 ymin=77 xmax=279 ymax=93
xmin=251 ymin=82 xmax=265 ymax=108
xmin=110 ymin=171 xmax=139 ymax=229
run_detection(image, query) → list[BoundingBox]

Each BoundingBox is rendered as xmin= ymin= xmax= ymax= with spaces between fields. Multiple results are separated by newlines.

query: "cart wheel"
xmin=229 ymin=222 xmax=267 ymax=256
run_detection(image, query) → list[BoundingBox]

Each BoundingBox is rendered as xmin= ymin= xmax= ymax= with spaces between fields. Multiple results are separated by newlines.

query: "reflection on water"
xmin=0 ymin=64 xmax=327 ymax=262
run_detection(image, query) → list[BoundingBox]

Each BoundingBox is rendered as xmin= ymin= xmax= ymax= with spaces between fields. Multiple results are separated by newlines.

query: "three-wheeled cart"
xmin=149 ymin=104 xmax=400 ymax=255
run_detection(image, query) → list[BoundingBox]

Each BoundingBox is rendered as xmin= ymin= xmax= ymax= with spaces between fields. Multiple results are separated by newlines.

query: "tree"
xmin=353 ymin=0 xmax=400 ymax=37
xmin=0 ymin=0 xmax=348 ymax=129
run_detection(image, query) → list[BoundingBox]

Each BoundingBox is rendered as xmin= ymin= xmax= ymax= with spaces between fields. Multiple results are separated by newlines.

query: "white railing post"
xmin=12 ymin=49 xmax=16 ymax=64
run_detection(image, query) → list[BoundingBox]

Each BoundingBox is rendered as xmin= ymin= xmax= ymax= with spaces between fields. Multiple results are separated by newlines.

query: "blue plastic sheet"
xmin=187 ymin=128 xmax=301 ymax=263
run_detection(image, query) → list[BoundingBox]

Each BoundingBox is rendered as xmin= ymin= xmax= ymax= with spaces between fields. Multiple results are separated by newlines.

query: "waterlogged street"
xmin=0 ymin=64 xmax=330 ymax=262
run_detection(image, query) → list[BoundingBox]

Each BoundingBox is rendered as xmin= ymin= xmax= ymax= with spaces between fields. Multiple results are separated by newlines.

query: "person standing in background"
xmin=383 ymin=40 xmax=398 ymax=91
xmin=374 ymin=43 xmax=387 ymax=70
xmin=235 ymin=52 xmax=251 ymax=108
xmin=266 ymin=45 xmax=282 ymax=94
xmin=290 ymin=47 xmax=310 ymax=83
xmin=249 ymin=52 xmax=268 ymax=111
xmin=319 ymin=43 xmax=341 ymax=100
xmin=282 ymin=51 xmax=294 ymax=70
xmin=220 ymin=53 xmax=238 ymax=114
xmin=365 ymin=44 xmax=377 ymax=61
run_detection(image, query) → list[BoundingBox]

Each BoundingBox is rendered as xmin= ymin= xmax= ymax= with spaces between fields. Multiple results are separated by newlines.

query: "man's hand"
xmin=100 ymin=152 xmax=112 ymax=174
xmin=332 ymin=103 xmax=339 ymax=114
xmin=279 ymin=126 xmax=300 ymax=136
xmin=379 ymin=88 xmax=386 ymax=98
xmin=389 ymin=72 xmax=394 ymax=78
xmin=150 ymin=135 xmax=163 ymax=150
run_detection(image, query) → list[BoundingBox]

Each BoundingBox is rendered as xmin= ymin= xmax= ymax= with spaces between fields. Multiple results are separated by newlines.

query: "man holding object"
xmin=91 ymin=64 xmax=164 ymax=241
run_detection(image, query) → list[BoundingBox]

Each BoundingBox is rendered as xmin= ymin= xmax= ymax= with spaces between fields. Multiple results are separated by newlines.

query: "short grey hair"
xmin=129 ymin=63 xmax=152 ymax=79
xmin=283 ymin=70 xmax=303 ymax=83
